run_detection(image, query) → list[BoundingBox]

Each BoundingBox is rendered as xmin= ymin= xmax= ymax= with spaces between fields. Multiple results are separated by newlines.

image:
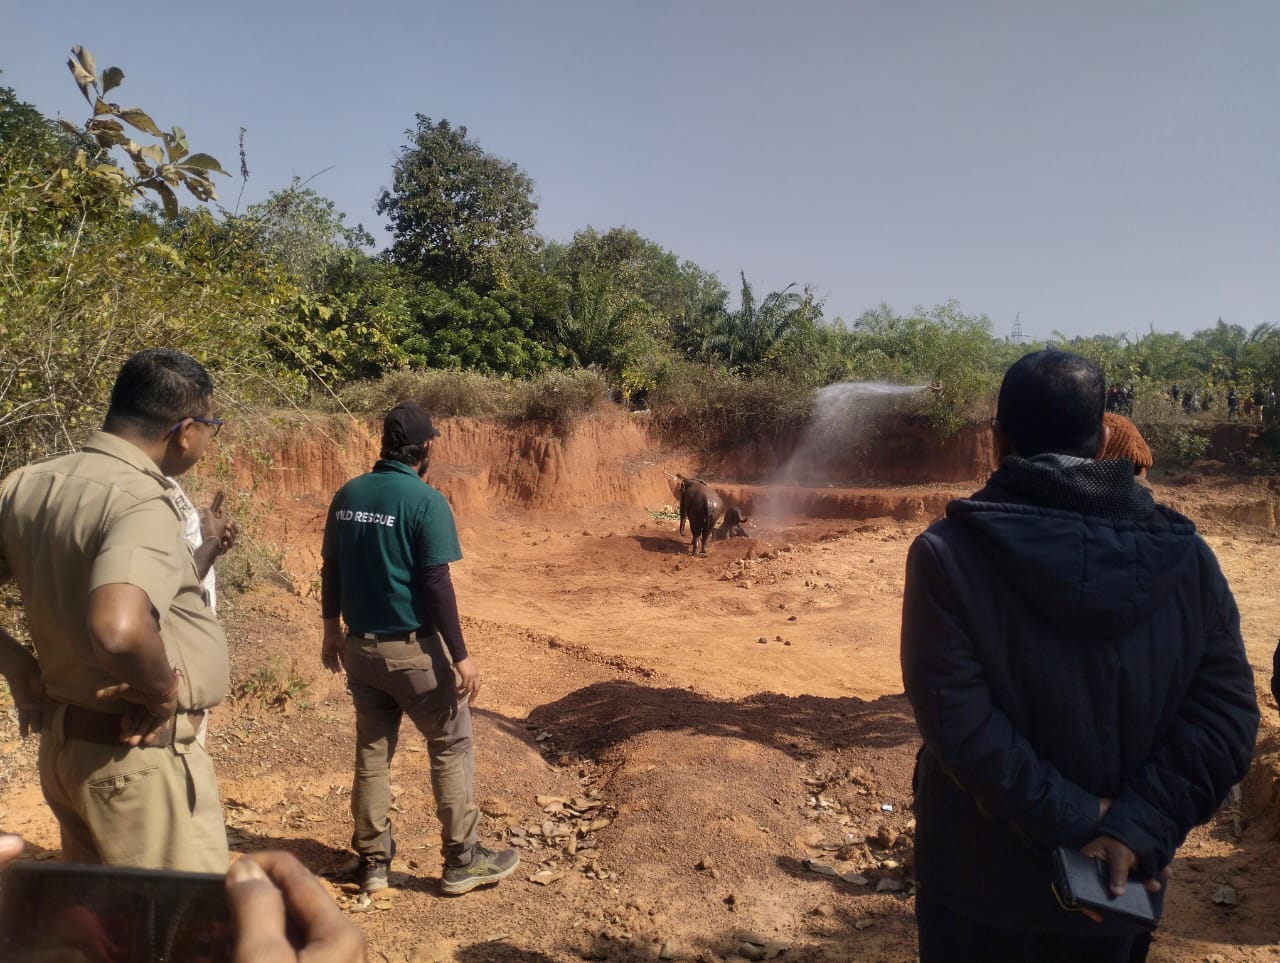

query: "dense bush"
xmin=0 ymin=58 xmax=328 ymax=477
xmin=1139 ymin=422 xmax=1210 ymax=471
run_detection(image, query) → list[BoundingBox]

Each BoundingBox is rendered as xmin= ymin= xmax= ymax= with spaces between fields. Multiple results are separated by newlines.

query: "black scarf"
xmin=984 ymin=454 xmax=1156 ymax=522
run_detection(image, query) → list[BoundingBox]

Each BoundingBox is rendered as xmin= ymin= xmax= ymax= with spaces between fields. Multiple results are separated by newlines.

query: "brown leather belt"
xmin=54 ymin=702 xmax=205 ymax=749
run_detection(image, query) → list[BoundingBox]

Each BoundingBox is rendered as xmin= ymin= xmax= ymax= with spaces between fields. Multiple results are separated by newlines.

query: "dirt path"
xmin=2 ymin=462 xmax=1278 ymax=962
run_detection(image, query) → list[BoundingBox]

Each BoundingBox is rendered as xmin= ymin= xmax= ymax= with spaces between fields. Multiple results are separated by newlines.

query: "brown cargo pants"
xmin=343 ymin=632 xmax=479 ymax=867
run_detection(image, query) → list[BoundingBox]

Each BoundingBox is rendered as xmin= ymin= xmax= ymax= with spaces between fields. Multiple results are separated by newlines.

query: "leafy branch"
xmin=62 ymin=45 xmax=226 ymax=217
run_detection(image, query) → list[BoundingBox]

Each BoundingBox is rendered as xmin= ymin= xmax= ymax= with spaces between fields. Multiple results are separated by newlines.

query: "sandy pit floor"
xmin=1 ymin=466 xmax=1278 ymax=962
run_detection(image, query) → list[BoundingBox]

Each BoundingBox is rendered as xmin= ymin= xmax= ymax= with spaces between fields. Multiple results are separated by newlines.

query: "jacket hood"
xmin=947 ymin=455 xmax=1200 ymax=636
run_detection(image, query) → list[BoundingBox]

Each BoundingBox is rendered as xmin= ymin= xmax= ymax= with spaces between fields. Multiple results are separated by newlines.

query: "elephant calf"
xmin=714 ymin=505 xmax=750 ymax=540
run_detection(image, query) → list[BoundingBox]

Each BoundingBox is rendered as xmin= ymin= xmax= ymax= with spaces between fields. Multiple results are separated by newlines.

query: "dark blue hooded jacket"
xmin=901 ymin=455 xmax=1258 ymax=935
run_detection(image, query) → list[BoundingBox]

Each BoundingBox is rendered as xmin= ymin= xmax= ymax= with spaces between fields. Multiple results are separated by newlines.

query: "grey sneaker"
xmin=441 ymin=844 xmax=519 ymax=895
xmin=359 ymin=858 xmax=390 ymax=893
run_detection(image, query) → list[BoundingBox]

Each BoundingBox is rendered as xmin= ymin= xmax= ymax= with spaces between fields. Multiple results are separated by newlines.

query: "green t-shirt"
xmin=321 ymin=460 xmax=462 ymax=634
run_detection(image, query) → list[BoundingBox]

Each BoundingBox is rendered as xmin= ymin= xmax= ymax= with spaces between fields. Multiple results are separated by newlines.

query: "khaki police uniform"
xmin=0 ymin=431 xmax=229 ymax=872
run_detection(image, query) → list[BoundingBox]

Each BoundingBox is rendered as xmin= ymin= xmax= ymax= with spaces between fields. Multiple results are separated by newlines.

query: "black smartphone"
xmin=0 ymin=860 xmax=232 ymax=962
xmin=1052 ymin=847 xmax=1157 ymax=927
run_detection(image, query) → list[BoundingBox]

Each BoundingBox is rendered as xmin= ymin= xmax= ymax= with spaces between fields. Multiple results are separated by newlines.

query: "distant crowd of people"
xmin=1170 ymin=382 xmax=1276 ymax=423
xmin=1106 ymin=380 xmax=1278 ymax=425
xmin=0 ymin=348 xmax=1268 ymax=962
xmin=1104 ymin=383 xmax=1134 ymax=415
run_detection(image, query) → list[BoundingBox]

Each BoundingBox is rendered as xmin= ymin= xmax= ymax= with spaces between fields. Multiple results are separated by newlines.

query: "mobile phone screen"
xmin=0 ymin=861 xmax=232 ymax=962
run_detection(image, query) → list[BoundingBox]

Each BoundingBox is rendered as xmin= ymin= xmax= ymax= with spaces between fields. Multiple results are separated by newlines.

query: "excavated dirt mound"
xmin=2 ymin=410 xmax=1280 ymax=962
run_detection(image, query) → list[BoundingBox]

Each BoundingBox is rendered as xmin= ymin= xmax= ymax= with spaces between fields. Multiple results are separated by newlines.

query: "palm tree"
xmin=674 ymin=292 xmax=728 ymax=363
xmin=555 ymin=268 xmax=649 ymax=370
xmin=710 ymin=272 xmax=806 ymax=369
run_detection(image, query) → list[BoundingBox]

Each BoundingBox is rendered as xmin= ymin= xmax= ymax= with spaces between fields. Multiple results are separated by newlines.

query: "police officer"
xmin=320 ymin=401 xmax=518 ymax=895
xmin=0 ymin=348 xmax=233 ymax=872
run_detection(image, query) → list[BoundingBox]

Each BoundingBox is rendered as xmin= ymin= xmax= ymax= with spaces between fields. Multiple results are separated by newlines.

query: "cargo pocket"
xmin=382 ymin=653 xmax=441 ymax=701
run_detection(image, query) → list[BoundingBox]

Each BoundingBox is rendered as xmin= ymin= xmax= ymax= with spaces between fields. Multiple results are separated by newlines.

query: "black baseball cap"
xmin=381 ymin=400 xmax=440 ymax=451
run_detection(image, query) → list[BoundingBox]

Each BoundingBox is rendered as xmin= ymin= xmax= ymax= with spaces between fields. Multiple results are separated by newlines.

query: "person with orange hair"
xmin=1101 ymin=412 xmax=1153 ymax=478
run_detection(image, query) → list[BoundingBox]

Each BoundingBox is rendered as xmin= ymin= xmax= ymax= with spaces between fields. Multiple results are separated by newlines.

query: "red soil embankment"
xmin=221 ymin=411 xmax=996 ymax=524
xmin=210 ymin=410 xmax=994 ymax=592
xmin=222 ymin=412 xmax=674 ymax=517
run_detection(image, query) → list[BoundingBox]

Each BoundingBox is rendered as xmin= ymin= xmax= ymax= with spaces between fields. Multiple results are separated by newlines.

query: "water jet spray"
xmin=753 ymin=380 xmax=931 ymax=525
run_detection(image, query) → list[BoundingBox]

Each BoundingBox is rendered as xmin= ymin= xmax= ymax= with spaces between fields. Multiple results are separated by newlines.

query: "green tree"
xmin=1194 ymin=318 xmax=1250 ymax=375
xmin=1127 ymin=329 xmax=1197 ymax=387
xmin=541 ymin=227 xmax=729 ymax=396
xmin=670 ymin=266 xmax=730 ymax=363
xmin=763 ymin=312 xmax=860 ymax=387
xmin=1240 ymin=325 xmax=1280 ymax=393
xmin=850 ymin=302 xmax=1010 ymax=432
xmin=1057 ymin=333 xmax=1131 ymax=387
xmin=555 ymin=267 xmax=651 ymax=370
xmin=271 ymin=250 xmax=417 ymax=382
xmin=546 ymin=227 xmax=723 ymax=338
xmin=0 ymin=73 xmax=82 ymax=165
xmin=244 ymin=186 xmax=373 ymax=295
xmin=0 ymin=55 xmax=338 ymax=473
xmin=377 ymin=116 xmax=538 ymax=288
xmin=408 ymin=283 xmax=554 ymax=376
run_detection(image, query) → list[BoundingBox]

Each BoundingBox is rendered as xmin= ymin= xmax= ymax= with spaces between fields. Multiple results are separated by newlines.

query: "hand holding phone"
xmin=0 ymin=850 xmax=366 ymax=963
xmin=225 ymin=853 xmax=367 ymax=963
xmin=1052 ymin=847 xmax=1157 ymax=927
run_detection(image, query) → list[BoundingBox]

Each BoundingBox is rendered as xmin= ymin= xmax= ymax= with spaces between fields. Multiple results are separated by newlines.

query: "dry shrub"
xmin=512 ymin=369 xmax=610 ymax=431
xmin=330 ymin=368 xmax=611 ymax=433
xmin=329 ymin=369 xmax=517 ymax=417
xmin=649 ymin=363 xmax=813 ymax=450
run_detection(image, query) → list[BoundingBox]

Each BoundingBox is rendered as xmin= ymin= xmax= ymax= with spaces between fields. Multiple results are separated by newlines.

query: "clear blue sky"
xmin=4 ymin=1 xmax=1277 ymax=340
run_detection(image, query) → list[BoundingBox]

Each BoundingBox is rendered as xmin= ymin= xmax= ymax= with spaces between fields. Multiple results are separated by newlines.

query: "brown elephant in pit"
xmin=674 ymin=475 xmax=724 ymax=555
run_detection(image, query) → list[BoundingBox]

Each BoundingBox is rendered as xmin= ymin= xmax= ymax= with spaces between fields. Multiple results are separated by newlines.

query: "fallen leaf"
xmin=803 ymin=859 xmax=838 ymax=877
